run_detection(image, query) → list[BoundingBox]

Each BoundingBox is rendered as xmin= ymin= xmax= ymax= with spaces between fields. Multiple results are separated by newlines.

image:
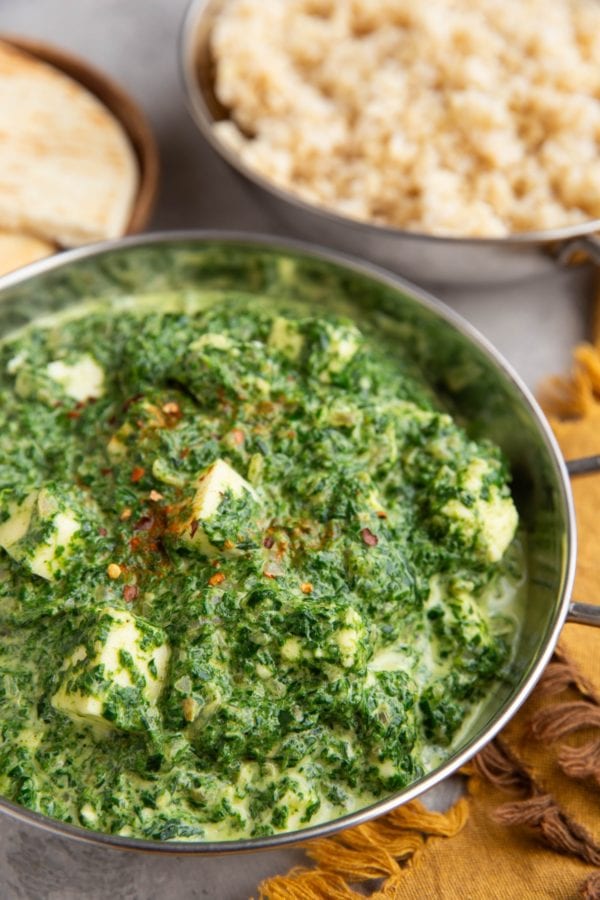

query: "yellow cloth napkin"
xmin=258 ymin=337 xmax=600 ymax=900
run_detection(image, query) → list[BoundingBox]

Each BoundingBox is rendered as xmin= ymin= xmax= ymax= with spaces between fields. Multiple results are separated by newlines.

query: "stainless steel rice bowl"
xmin=180 ymin=0 xmax=600 ymax=286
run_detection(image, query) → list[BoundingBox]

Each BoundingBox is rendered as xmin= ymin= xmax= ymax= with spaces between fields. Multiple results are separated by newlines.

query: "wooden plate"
xmin=2 ymin=35 xmax=160 ymax=237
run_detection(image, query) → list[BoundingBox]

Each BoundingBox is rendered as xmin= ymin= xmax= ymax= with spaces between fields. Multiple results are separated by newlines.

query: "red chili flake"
xmin=180 ymin=448 xmax=190 ymax=459
xmin=131 ymin=466 xmax=145 ymax=483
xmin=98 ymin=527 xmax=108 ymax=537
xmin=162 ymin=401 xmax=181 ymax=417
xmin=263 ymin=570 xmax=277 ymax=579
xmin=67 ymin=410 xmax=81 ymax=420
xmin=361 ymin=528 xmax=379 ymax=547
xmin=100 ymin=467 xmax=113 ymax=477
xmin=123 ymin=393 xmax=144 ymax=412
xmin=129 ymin=536 xmax=141 ymax=552
xmin=276 ymin=540 xmax=288 ymax=558
xmin=208 ymin=572 xmax=225 ymax=587
xmin=376 ymin=511 xmax=388 ymax=519
xmin=190 ymin=519 xmax=199 ymax=538
xmin=134 ymin=515 xmax=154 ymax=532
xmin=257 ymin=401 xmax=275 ymax=416
xmin=123 ymin=584 xmax=138 ymax=602
xmin=263 ymin=535 xmax=275 ymax=549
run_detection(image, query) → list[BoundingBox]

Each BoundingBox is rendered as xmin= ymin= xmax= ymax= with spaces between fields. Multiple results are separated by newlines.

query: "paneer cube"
xmin=46 ymin=355 xmax=105 ymax=401
xmin=107 ymin=422 xmax=133 ymax=459
xmin=268 ymin=317 xmax=304 ymax=361
xmin=0 ymin=486 xmax=81 ymax=580
xmin=441 ymin=490 xmax=518 ymax=563
xmin=440 ymin=459 xmax=518 ymax=563
xmin=51 ymin=607 xmax=170 ymax=735
xmin=0 ymin=492 xmax=36 ymax=549
xmin=191 ymin=459 xmax=255 ymax=521
xmin=189 ymin=332 xmax=234 ymax=352
xmin=306 ymin=321 xmax=362 ymax=381
xmin=324 ymin=323 xmax=361 ymax=374
xmin=169 ymin=459 xmax=259 ymax=554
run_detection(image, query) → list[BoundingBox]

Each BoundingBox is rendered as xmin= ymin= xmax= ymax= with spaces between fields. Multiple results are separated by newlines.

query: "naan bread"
xmin=0 ymin=42 xmax=139 ymax=247
xmin=0 ymin=231 xmax=55 ymax=276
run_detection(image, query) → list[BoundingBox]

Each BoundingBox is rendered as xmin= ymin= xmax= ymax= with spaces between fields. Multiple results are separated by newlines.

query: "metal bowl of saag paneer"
xmin=0 ymin=234 xmax=574 ymax=852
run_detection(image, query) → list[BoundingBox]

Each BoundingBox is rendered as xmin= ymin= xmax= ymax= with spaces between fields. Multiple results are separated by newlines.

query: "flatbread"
xmin=0 ymin=230 xmax=55 ymax=276
xmin=0 ymin=41 xmax=139 ymax=247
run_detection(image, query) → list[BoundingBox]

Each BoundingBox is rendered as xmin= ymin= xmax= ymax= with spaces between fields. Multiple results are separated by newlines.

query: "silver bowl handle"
xmin=566 ymin=455 xmax=600 ymax=476
xmin=558 ymin=234 xmax=600 ymax=267
xmin=563 ymin=459 xmax=600 ymax=625
xmin=567 ymin=602 xmax=600 ymax=627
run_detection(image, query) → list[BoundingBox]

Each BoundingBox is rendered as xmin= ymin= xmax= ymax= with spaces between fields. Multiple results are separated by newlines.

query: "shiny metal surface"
xmin=566 ymin=454 xmax=600 ymax=477
xmin=179 ymin=0 xmax=600 ymax=287
xmin=0 ymin=231 xmax=577 ymax=854
xmin=568 ymin=602 xmax=600 ymax=627
xmin=558 ymin=234 xmax=600 ymax=268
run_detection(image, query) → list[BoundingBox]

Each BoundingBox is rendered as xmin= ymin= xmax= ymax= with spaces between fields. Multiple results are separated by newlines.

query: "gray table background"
xmin=0 ymin=1 xmax=594 ymax=897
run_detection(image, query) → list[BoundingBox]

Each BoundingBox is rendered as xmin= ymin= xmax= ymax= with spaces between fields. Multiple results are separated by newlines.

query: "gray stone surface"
xmin=0 ymin=1 xmax=594 ymax=897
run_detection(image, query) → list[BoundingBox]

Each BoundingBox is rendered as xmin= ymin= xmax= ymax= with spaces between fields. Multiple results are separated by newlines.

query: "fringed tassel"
xmin=530 ymin=701 xmax=600 ymax=741
xmin=522 ymin=651 xmax=600 ymax=786
xmin=305 ymin=829 xmax=407 ymax=882
xmin=257 ymin=799 xmax=468 ymax=900
xmin=537 ymin=652 xmax=599 ymax=700
xmin=574 ymin=344 xmax=600 ymax=394
xmin=474 ymin=734 xmax=600 ymax=868
xmin=493 ymin=794 xmax=600 ymax=866
xmin=492 ymin=792 xmax=551 ymax=826
xmin=376 ymin=798 xmax=469 ymax=838
xmin=581 ymin=871 xmax=600 ymax=900
xmin=473 ymin=737 xmax=531 ymax=794
xmin=539 ymin=366 xmax=595 ymax=419
xmin=539 ymin=334 xmax=600 ymax=419
xmin=257 ymin=868 xmax=359 ymax=900
xmin=558 ymin=738 xmax=600 ymax=784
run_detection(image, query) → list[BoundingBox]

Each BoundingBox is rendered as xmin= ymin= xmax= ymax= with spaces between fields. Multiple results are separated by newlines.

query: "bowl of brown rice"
xmin=181 ymin=0 xmax=600 ymax=284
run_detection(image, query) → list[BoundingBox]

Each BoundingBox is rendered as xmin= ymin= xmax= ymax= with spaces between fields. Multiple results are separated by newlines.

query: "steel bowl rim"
xmin=179 ymin=0 xmax=600 ymax=250
xmin=0 ymin=229 xmax=577 ymax=854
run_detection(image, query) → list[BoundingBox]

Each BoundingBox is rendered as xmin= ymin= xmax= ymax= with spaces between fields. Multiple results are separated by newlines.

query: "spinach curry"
xmin=0 ymin=288 xmax=521 ymax=841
